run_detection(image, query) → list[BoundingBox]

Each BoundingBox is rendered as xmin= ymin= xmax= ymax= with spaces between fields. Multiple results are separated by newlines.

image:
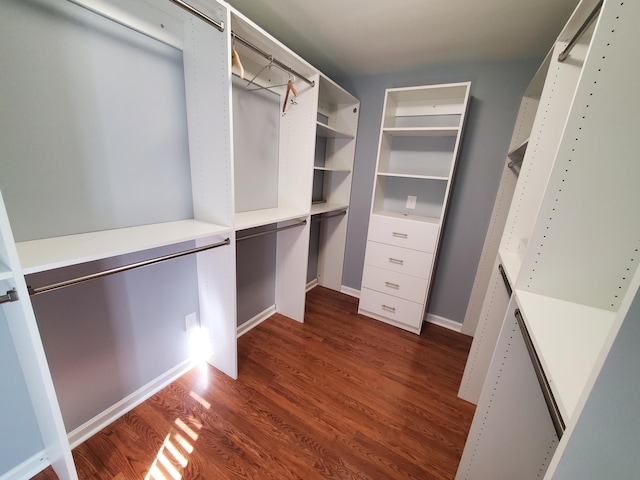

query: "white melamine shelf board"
xmin=314 ymin=166 xmax=351 ymax=173
xmin=316 ymin=122 xmax=354 ymax=139
xmin=318 ymin=75 xmax=358 ymax=105
xmin=17 ymin=220 xmax=231 ymax=275
xmin=498 ymin=250 xmax=523 ymax=288
xmin=371 ymin=210 xmax=441 ymax=226
xmin=383 ymin=127 xmax=458 ymax=137
xmin=235 ymin=207 xmax=309 ymax=231
xmin=515 ymin=290 xmax=617 ymax=421
xmin=377 ymin=172 xmax=449 ymax=182
xmin=310 ymin=202 xmax=348 ymax=215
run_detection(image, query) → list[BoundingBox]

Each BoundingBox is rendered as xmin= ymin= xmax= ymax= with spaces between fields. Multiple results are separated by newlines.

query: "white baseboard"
xmin=237 ymin=305 xmax=276 ymax=338
xmin=306 ymin=278 xmax=318 ymax=292
xmin=0 ymin=450 xmax=48 ymax=480
xmin=425 ymin=314 xmax=463 ymax=333
xmin=67 ymin=358 xmax=196 ymax=448
xmin=340 ymin=285 xmax=361 ymax=298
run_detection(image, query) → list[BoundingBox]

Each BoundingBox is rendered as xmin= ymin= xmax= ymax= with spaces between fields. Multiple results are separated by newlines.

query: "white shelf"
xmin=376 ymin=172 xmax=449 ymax=181
xmin=234 ymin=207 xmax=309 ymax=231
xmin=16 ymin=220 xmax=231 ymax=275
xmin=507 ymin=137 xmax=529 ymax=161
xmin=316 ymin=122 xmax=354 ymax=139
xmin=498 ymin=250 xmax=523 ymax=288
xmin=310 ymin=202 xmax=349 ymax=216
xmin=313 ymin=166 xmax=351 ymax=173
xmin=383 ymin=127 xmax=458 ymax=137
xmin=515 ymin=290 xmax=617 ymax=421
xmin=371 ymin=209 xmax=441 ymax=226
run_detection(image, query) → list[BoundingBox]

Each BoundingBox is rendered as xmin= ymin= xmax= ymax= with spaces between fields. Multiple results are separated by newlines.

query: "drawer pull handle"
xmin=388 ymin=257 xmax=404 ymax=265
xmin=384 ymin=281 xmax=400 ymax=289
xmin=392 ymin=232 xmax=408 ymax=238
xmin=382 ymin=304 xmax=396 ymax=313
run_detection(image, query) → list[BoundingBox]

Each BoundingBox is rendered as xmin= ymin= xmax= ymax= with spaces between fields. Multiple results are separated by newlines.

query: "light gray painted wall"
xmin=551 ymin=287 xmax=640 ymax=479
xmin=28 ymin=243 xmax=200 ymax=432
xmin=0 ymin=308 xmax=44 ymax=472
xmin=339 ymin=58 xmax=541 ymax=325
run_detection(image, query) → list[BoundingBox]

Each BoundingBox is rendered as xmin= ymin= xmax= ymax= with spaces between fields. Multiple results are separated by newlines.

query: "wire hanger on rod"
xmin=282 ymin=79 xmax=298 ymax=114
xmin=246 ymin=56 xmax=294 ymax=92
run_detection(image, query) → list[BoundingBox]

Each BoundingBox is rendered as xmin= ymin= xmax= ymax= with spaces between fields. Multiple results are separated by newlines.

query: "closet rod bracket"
xmin=0 ymin=288 xmax=19 ymax=305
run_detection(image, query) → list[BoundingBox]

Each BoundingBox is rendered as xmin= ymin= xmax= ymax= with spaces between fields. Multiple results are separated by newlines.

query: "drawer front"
xmin=362 ymin=264 xmax=429 ymax=303
xmin=359 ymin=288 xmax=424 ymax=329
xmin=364 ymin=241 xmax=433 ymax=279
xmin=368 ymin=214 xmax=439 ymax=252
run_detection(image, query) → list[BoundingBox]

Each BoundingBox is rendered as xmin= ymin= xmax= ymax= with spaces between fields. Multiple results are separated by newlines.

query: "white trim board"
xmin=340 ymin=285 xmax=361 ymax=298
xmin=425 ymin=314 xmax=464 ymax=333
xmin=306 ymin=278 xmax=319 ymax=292
xmin=0 ymin=450 xmax=48 ymax=480
xmin=67 ymin=358 xmax=196 ymax=448
xmin=237 ymin=305 xmax=276 ymax=338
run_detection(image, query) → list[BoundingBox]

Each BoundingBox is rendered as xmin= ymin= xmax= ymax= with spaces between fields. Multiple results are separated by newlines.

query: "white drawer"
xmin=364 ymin=241 xmax=433 ymax=279
xmin=359 ymin=288 xmax=424 ymax=329
xmin=362 ymin=264 xmax=429 ymax=303
xmin=368 ymin=214 xmax=439 ymax=252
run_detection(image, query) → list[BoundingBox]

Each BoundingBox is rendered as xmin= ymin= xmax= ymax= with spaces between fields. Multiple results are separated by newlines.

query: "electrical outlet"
xmin=185 ymin=312 xmax=197 ymax=331
xmin=406 ymin=195 xmax=417 ymax=209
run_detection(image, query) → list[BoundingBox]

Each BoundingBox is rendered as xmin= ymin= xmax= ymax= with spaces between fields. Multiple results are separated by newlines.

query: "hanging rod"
xmin=28 ymin=238 xmax=230 ymax=297
xmin=515 ymin=309 xmax=566 ymax=439
xmin=558 ymin=0 xmax=603 ymax=62
xmin=0 ymin=288 xmax=19 ymax=305
xmin=236 ymin=219 xmax=307 ymax=242
xmin=167 ymin=0 xmax=225 ymax=32
xmin=311 ymin=210 xmax=347 ymax=223
xmin=231 ymin=32 xmax=315 ymax=87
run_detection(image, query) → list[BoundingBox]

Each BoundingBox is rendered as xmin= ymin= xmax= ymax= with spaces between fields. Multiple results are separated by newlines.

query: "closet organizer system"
xmin=455 ymin=0 xmax=640 ymax=478
xmin=0 ymin=0 xmax=358 ymax=478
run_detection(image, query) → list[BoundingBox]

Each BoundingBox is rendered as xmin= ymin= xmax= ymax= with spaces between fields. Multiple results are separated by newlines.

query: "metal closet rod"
xmin=28 ymin=238 xmax=230 ymax=297
xmin=236 ymin=219 xmax=307 ymax=242
xmin=0 ymin=288 xmax=19 ymax=305
xmin=312 ymin=210 xmax=347 ymax=223
xmin=558 ymin=0 xmax=603 ymax=62
xmin=231 ymin=32 xmax=315 ymax=87
xmin=168 ymin=0 xmax=225 ymax=32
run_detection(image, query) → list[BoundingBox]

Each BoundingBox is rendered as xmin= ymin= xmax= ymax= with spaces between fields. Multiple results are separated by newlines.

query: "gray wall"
xmin=339 ymin=58 xmax=541 ymax=325
xmin=551 ymin=288 xmax=640 ymax=479
xmin=0 ymin=308 xmax=44 ymax=472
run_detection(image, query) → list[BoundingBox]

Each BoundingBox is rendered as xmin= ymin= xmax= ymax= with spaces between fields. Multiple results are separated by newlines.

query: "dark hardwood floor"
xmin=33 ymin=287 xmax=475 ymax=479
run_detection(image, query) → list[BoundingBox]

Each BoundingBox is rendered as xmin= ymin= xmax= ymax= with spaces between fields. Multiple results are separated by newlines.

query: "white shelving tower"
xmin=457 ymin=0 xmax=640 ymax=478
xmin=359 ymin=83 xmax=471 ymax=334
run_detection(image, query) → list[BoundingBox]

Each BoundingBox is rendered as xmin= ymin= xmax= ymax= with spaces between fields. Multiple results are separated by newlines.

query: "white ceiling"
xmin=224 ymin=0 xmax=581 ymax=79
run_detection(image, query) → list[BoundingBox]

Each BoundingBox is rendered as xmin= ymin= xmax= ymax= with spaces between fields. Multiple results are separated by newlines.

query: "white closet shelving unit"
xmin=359 ymin=83 xmax=471 ymax=334
xmin=229 ymin=8 xmax=318 ymax=330
xmin=309 ymin=75 xmax=359 ymax=292
xmin=457 ymin=0 xmax=640 ymax=478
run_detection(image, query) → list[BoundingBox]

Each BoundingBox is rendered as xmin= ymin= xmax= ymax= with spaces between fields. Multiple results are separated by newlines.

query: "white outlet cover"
xmin=406 ymin=195 xmax=417 ymax=209
xmin=185 ymin=312 xmax=198 ymax=330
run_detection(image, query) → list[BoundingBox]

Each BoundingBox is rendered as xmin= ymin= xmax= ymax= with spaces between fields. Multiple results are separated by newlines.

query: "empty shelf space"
xmin=515 ymin=290 xmax=617 ymax=421
xmin=313 ymin=166 xmax=351 ymax=173
xmin=371 ymin=209 xmax=441 ymax=226
xmin=310 ymin=202 xmax=349 ymax=215
xmin=316 ymin=122 xmax=354 ymax=139
xmin=17 ymin=220 xmax=232 ymax=275
xmin=377 ymin=172 xmax=449 ymax=181
xmin=235 ymin=207 xmax=309 ymax=231
xmin=383 ymin=127 xmax=459 ymax=137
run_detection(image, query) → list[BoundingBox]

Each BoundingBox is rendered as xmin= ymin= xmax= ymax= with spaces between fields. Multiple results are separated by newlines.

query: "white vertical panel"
xmin=275 ymin=218 xmax=311 ymax=322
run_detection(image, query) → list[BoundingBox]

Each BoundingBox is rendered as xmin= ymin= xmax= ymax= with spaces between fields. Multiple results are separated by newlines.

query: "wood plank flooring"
xmin=32 ymin=287 xmax=475 ymax=479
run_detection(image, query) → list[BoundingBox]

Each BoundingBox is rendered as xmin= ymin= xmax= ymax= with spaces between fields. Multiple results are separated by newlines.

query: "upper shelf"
xmin=310 ymin=202 xmax=349 ymax=216
xmin=16 ymin=220 xmax=232 ymax=275
xmin=516 ymin=290 xmax=617 ymax=422
xmin=316 ymin=122 xmax=354 ymax=139
xmin=383 ymin=127 xmax=459 ymax=137
xmin=313 ymin=166 xmax=351 ymax=173
xmin=507 ymin=137 xmax=529 ymax=162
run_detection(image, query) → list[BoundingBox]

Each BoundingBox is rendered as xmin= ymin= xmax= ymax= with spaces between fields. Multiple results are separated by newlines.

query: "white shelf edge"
xmin=498 ymin=250 xmax=523 ymax=288
xmin=515 ymin=290 xmax=617 ymax=422
xmin=376 ymin=172 xmax=449 ymax=181
xmin=313 ymin=166 xmax=352 ymax=173
xmin=507 ymin=137 xmax=529 ymax=160
xmin=310 ymin=202 xmax=348 ymax=215
xmin=17 ymin=220 xmax=232 ymax=275
xmin=371 ymin=209 xmax=441 ymax=225
xmin=382 ymin=127 xmax=459 ymax=137
xmin=234 ymin=207 xmax=309 ymax=231
xmin=316 ymin=122 xmax=354 ymax=139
